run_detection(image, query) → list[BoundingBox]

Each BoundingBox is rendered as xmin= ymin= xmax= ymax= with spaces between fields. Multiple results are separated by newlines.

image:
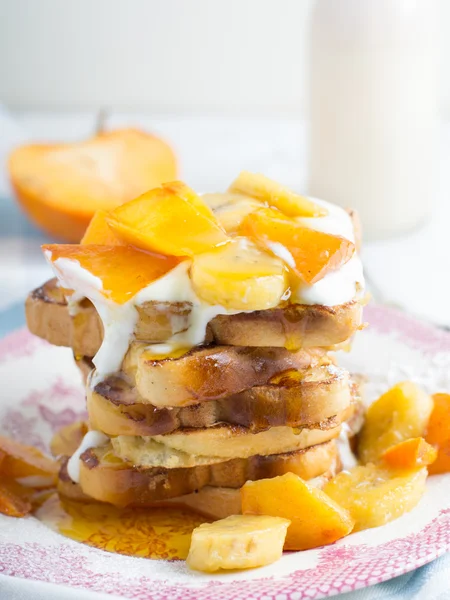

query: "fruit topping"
xmin=107 ymin=181 xmax=228 ymax=257
xmin=44 ymin=244 xmax=181 ymax=304
xmin=241 ymin=208 xmax=355 ymax=284
xmin=190 ymin=237 xmax=289 ymax=310
xmin=81 ymin=210 xmax=124 ymax=245
xmin=229 ymin=171 xmax=326 ymax=217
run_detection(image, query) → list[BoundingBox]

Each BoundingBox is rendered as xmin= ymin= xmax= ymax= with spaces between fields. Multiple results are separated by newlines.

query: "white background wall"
xmin=1 ymin=0 xmax=449 ymax=116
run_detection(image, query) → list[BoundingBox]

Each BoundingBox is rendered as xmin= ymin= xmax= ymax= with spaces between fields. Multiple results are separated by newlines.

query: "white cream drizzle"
xmin=67 ymin=430 xmax=109 ymax=483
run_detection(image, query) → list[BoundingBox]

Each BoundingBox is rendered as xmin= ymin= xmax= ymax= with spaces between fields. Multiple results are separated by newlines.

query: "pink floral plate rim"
xmin=0 ymin=303 xmax=449 ymax=600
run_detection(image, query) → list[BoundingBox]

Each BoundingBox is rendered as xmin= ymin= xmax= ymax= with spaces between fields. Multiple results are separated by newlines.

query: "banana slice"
xmin=229 ymin=171 xmax=326 ymax=217
xmin=202 ymin=193 xmax=262 ymax=233
xmin=186 ymin=514 xmax=290 ymax=572
xmin=190 ymin=237 xmax=289 ymax=310
xmin=324 ymin=464 xmax=428 ymax=532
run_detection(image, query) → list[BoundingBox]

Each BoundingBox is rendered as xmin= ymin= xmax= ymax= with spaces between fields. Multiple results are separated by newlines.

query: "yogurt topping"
xmin=67 ymin=430 xmax=109 ymax=483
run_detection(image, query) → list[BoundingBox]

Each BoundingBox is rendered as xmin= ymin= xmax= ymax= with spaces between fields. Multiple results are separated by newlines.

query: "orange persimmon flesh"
xmin=0 ymin=436 xmax=58 ymax=481
xmin=44 ymin=244 xmax=181 ymax=304
xmin=107 ymin=181 xmax=229 ymax=257
xmin=425 ymin=393 xmax=450 ymax=475
xmin=81 ymin=210 xmax=125 ymax=245
xmin=382 ymin=437 xmax=437 ymax=469
xmin=0 ymin=480 xmax=32 ymax=517
xmin=8 ymin=128 xmax=177 ymax=242
xmin=241 ymin=472 xmax=354 ymax=551
xmin=240 ymin=208 xmax=355 ymax=285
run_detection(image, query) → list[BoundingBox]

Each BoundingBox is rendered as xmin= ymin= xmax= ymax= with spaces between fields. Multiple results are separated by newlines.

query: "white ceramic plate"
xmin=1 ymin=304 xmax=450 ymax=600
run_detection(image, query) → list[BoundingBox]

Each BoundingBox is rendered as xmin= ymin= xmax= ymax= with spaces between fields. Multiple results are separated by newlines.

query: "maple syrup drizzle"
xmin=35 ymin=493 xmax=209 ymax=560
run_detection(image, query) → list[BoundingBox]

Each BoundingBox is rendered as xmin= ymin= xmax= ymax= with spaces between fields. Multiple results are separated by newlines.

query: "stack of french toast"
xmin=26 ymin=172 xmax=366 ymax=519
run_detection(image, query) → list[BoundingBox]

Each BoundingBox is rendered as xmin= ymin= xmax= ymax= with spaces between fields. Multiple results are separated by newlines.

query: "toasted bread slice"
xmin=87 ymin=366 xmax=353 ymax=436
xmin=57 ymin=474 xmax=337 ymax=519
xmin=26 ymin=279 xmax=362 ymax=353
xmin=68 ymin=440 xmax=340 ymax=505
xmin=119 ymin=343 xmax=329 ymax=407
xmin=111 ymin=421 xmax=342 ymax=466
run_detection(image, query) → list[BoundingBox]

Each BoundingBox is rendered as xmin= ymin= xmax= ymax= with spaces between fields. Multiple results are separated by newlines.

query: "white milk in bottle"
xmin=308 ymin=0 xmax=438 ymax=240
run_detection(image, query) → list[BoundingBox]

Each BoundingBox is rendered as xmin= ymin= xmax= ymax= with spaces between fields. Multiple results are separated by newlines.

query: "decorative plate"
xmin=1 ymin=305 xmax=450 ymax=600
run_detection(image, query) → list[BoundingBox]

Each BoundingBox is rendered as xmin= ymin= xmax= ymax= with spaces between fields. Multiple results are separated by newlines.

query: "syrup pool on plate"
xmin=35 ymin=493 xmax=209 ymax=560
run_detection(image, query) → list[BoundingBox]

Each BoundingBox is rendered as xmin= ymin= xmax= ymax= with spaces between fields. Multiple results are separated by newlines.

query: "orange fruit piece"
xmin=382 ymin=437 xmax=437 ymax=469
xmin=107 ymin=181 xmax=229 ymax=257
xmin=0 ymin=480 xmax=32 ymax=518
xmin=0 ymin=436 xmax=58 ymax=483
xmin=241 ymin=208 xmax=355 ymax=284
xmin=44 ymin=244 xmax=182 ymax=304
xmin=8 ymin=128 xmax=177 ymax=242
xmin=81 ymin=210 xmax=125 ymax=245
xmin=425 ymin=393 xmax=450 ymax=475
xmin=241 ymin=472 xmax=354 ymax=551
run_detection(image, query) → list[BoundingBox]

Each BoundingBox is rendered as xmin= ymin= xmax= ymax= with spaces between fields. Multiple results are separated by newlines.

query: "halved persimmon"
xmin=8 ymin=128 xmax=177 ymax=242
xmin=81 ymin=210 xmax=124 ymax=245
xmin=240 ymin=208 xmax=355 ymax=285
xmin=107 ymin=182 xmax=229 ymax=257
xmin=44 ymin=244 xmax=182 ymax=304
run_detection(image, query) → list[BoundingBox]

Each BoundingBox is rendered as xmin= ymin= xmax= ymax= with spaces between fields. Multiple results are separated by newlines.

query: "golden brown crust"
xmin=87 ymin=366 xmax=352 ymax=436
xmin=75 ymin=440 xmax=339 ymax=505
xmin=26 ymin=279 xmax=362 ymax=353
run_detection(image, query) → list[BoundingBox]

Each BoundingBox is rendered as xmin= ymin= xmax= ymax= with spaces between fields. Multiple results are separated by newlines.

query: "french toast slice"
xmin=63 ymin=440 xmax=340 ymax=506
xmin=119 ymin=343 xmax=329 ymax=407
xmin=26 ymin=279 xmax=362 ymax=354
xmin=87 ymin=366 xmax=353 ymax=436
xmin=111 ymin=422 xmax=342 ymax=466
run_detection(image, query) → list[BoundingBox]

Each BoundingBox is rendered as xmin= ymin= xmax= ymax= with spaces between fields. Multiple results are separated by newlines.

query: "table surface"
xmin=0 ymin=108 xmax=449 ymax=600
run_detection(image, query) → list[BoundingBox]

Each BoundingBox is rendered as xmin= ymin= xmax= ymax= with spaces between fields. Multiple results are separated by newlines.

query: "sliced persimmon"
xmin=81 ymin=210 xmax=125 ymax=245
xmin=107 ymin=182 xmax=229 ymax=257
xmin=382 ymin=437 xmax=437 ymax=469
xmin=426 ymin=393 xmax=450 ymax=475
xmin=43 ymin=244 xmax=182 ymax=304
xmin=240 ymin=208 xmax=355 ymax=285
xmin=0 ymin=480 xmax=32 ymax=517
xmin=8 ymin=128 xmax=177 ymax=242
xmin=0 ymin=436 xmax=58 ymax=483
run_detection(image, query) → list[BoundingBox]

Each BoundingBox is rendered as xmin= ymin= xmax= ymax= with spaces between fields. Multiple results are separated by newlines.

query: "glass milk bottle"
xmin=307 ymin=0 xmax=438 ymax=240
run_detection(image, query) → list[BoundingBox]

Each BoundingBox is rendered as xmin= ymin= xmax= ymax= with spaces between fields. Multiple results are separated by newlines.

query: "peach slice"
xmin=241 ymin=208 xmax=355 ymax=284
xmin=81 ymin=210 xmax=124 ymax=245
xmin=0 ymin=436 xmax=58 ymax=484
xmin=229 ymin=171 xmax=326 ymax=218
xmin=8 ymin=128 xmax=177 ymax=242
xmin=44 ymin=244 xmax=182 ymax=304
xmin=241 ymin=472 xmax=354 ymax=551
xmin=107 ymin=182 xmax=229 ymax=257
xmin=426 ymin=393 xmax=450 ymax=475
xmin=382 ymin=437 xmax=437 ymax=469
